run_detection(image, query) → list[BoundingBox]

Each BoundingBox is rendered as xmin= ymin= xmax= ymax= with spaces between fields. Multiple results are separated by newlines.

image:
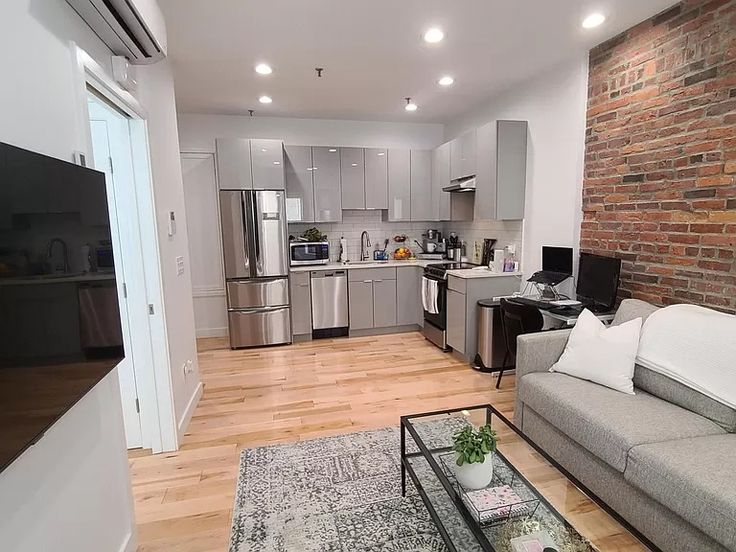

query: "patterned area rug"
xmin=228 ymin=422 xmax=595 ymax=552
xmin=228 ymin=425 xmax=449 ymax=552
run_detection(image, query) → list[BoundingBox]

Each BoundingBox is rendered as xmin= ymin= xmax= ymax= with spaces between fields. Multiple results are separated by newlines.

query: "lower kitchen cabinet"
xmin=372 ymin=279 xmax=397 ymax=327
xmin=348 ymin=280 xmax=374 ymax=330
xmin=446 ymin=274 xmax=521 ymax=362
xmin=290 ymin=272 xmax=312 ymax=336
xmin=397 ymin=267 xmax=422 ymax=326
xmin=446 ymin=289 xmax=466 ymax=354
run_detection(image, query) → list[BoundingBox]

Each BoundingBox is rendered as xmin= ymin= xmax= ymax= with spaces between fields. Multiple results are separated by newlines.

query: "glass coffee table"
xmin=400 ymin=405 xmax=656 ymax=552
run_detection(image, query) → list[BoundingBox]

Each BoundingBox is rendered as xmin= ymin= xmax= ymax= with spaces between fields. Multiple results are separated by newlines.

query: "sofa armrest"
xmin=513 ymin=329 xmax=571 ymax=426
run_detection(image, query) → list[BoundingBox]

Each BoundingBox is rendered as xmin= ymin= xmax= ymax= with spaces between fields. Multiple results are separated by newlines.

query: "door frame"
xmin=70 ymin=44 xmax=177 ymax=452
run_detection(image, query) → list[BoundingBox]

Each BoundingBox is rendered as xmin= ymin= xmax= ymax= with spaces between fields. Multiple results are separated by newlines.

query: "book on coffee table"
xmin=462 ymin=484 xmax=530 ymax=523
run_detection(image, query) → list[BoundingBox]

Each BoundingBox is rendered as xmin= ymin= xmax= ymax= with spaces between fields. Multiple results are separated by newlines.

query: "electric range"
xmin=424 ymin=262 xmax=479 ymax=280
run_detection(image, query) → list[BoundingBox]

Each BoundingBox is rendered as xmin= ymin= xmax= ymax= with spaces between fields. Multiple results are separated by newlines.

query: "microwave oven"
xmin=289 ymin=241 xmax=330 ymax=266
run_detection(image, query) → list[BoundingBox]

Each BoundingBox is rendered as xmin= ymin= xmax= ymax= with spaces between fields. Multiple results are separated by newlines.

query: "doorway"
xmin=87 ymin=92 xmax=154 ymax=449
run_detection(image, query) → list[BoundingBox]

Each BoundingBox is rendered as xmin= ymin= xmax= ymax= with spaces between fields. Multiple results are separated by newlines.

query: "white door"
xmin=88 ymin=95 xmax=155 ymax=449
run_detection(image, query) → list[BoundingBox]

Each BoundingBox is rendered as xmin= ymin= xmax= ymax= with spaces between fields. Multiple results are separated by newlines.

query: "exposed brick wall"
xmin=582 ymin=0 xmax=736 ymax=313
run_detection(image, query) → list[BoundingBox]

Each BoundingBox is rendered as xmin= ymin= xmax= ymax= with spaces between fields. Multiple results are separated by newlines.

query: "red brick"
xmin=583 ymin=0 xmax=736 ymax=313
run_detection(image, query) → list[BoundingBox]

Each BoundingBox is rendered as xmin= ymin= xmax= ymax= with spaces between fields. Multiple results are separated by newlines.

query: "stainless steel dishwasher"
xmin=310 ymin=270 xmax=349 ymax=339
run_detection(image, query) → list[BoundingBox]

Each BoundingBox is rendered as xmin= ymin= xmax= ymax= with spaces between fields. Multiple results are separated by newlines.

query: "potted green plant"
xmin=452 ymin=424 xmax=498 ymax=490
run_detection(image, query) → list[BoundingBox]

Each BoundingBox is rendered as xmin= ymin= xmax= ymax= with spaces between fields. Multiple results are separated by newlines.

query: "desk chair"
xmin=498 ymin=298 xmax=544 ymax=389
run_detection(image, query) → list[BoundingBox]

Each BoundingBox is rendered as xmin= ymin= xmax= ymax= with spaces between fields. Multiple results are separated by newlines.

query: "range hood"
xmin=443 ymin=176 xmax=476 ymax=193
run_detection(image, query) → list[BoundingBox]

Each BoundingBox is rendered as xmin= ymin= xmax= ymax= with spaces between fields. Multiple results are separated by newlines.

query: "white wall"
xmin=0 ymin=1 xmax=202 ymax=548
xmin=137 ymin=62 xmax=202 ymax=435
xmin=444 ymin=56 xmax=589 ymax=295
xmin=178 ymin=113 xmax=445 ymax=152
xmin=0 ymin=2 xmax=136 ymax=551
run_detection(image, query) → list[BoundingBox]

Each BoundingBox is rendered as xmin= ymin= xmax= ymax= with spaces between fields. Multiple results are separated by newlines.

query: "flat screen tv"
xmin=0 ymin=141 xmax=124 ymax=473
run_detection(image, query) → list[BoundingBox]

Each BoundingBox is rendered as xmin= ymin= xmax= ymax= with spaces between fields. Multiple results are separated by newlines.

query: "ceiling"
xmin=159 ymin=0 xmax=676 ymax=124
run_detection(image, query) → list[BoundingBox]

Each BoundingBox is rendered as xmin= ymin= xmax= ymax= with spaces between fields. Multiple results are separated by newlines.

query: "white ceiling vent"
xmin=66 ymin=0 xmax=168 ymax=64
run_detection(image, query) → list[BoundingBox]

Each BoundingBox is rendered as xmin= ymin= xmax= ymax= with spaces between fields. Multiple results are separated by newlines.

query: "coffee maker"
xmin=422 ymin=229 xmax=445 ymax=255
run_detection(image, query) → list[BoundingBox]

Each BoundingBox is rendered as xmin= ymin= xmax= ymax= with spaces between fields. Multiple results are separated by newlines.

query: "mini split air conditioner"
xmin=66 ymin=0 xmax=167 ymax=64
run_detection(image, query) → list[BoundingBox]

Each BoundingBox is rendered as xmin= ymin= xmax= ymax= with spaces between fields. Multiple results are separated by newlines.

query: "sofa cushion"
xmin=634 ymin=366 xmax=736 ymax=432
xmin=518 ymin=372 xmax=726 ymax=472
xmin=626 ymin=435 xmax=736 ymax=551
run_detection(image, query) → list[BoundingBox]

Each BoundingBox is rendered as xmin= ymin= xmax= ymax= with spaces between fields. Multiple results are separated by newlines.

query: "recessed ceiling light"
xmin=404 ymin=97 xmax=418 ymax=112
xmin=351 ymin=163 xmax=358 ymax=167
xmin=423 ymin=27 xmax=444 ymax=43
xmin=255 ymin=63 xmax=272 ymax=75
xmin=258 ymin=95 xmax=272 ymax=104
xmin=582 ymin=13 xmax=605 ymax=28
xmin=438 ymin=76 xmax=454 ymax=86
xmin=273 ymin=161 xmax=280 ymax=165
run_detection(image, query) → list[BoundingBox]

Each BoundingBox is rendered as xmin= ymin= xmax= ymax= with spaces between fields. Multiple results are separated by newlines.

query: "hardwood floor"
xmin=130 ymin=331 xmax=644 ymax=552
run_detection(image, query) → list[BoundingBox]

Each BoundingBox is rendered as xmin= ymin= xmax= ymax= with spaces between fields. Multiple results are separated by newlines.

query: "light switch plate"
xmin=176 ymin=256 xmax=185 ymax=275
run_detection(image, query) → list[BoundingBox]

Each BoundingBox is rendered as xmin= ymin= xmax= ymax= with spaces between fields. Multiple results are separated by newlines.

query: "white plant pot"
xmin=454 ymin=453 xmax=494 ymax=490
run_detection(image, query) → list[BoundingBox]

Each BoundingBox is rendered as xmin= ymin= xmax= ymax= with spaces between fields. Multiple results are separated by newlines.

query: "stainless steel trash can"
xmin=473 ymin=299 xmax=508 ymax=373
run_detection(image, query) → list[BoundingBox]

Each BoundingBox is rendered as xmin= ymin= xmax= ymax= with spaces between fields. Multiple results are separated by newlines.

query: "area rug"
xmin=228 ymin=423 xmax=457 ymax=552
xmin=228 ymin=422 xmax=595 ymax=552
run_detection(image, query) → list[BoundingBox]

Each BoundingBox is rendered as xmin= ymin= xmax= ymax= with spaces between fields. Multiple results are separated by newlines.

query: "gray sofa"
xmin=514 ymin=299 xmax=736 ymax=552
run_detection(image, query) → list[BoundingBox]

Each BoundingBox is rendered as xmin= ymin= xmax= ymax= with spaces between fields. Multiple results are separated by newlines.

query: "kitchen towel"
xmin=422 ymin=276 xmax=439 ymax=315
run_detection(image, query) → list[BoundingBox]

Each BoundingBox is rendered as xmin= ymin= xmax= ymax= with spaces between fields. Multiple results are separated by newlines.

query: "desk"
xmin=541 ymin=309 xmax=615 ymax=329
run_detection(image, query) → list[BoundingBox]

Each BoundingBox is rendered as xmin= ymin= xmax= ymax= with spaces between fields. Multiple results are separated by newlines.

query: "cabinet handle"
xmin=298 ymin=283 xmax=309 ymax=287
xmin=374 ymin=279 xmax=383 ymax=283
xmin=362 ymin=280 xmax=372 ymax=283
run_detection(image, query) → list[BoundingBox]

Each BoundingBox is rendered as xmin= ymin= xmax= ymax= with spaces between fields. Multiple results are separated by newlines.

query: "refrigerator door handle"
xmin=252 ymin=193 xmax=262 ymax=275
xmin=240 ymin=192 xmax=251 ymax=276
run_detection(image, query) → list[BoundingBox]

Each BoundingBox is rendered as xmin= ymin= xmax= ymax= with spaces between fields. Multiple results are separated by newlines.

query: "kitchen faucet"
xmin=360 ymin=230 xmax=371 ymax=261
xmin=47 ymin=238 xmax=69 ymax=274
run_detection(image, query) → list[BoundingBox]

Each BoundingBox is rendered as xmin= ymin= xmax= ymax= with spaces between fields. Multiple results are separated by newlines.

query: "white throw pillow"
xmin=550 ymin=309 xmax=642 ymax=394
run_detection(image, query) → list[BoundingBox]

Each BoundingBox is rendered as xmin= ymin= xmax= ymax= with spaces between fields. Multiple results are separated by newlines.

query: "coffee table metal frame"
xmin=400 ymin=404 xmax=660 ymax=552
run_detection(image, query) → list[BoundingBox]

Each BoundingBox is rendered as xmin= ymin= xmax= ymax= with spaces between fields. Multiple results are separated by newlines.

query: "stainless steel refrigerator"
xmin=219 ymin=189 xmax=291 ymax=348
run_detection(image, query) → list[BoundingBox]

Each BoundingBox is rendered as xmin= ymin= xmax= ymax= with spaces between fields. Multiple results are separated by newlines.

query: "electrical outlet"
xmin=186 ymin=360 xmax=194 ymax=374
xmin=176 ymin=256 xmax=185 ymax=276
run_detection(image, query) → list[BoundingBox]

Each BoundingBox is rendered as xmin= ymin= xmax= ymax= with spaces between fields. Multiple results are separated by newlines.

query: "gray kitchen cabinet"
xmin=447 ymin=274 xmax=522 ymax=362
xmin=312 ymin=146 xmax=342 ymax=222
xmin=387 ymin=148 xmax=411 ymax=221
xmin=396 ymin=267 xmax=422 ymax=326
xmin=450 ymin=129 xmax=477 ymax=181
xmin=474 ymin=121 xmax=528 ymax=221
xmin=432 ymin=142 xmax=451 ymax=221
xmin=216 ymin=138 xmax=253 ymax=190
xmin=364 ymin=148 xmax=388 ymax=209
xmin=290 ymin=272 xmax=312 ymax=336
xmin=446 ymin=288 xmax=466 ymax=354
xmin=410 ymin=150 xmax=433 ymax=221
xmin=340 ymin=147 xmax=365 ymax=209
xmin=348 ymin=280 xmax=374 ymax=330
xmin=250 ymin=139 xmax=285 ymax=190
xmin=372 ymin=279 xmax=397 ymax=327
xmin=284 ymin=145 xmax=315 ymax=223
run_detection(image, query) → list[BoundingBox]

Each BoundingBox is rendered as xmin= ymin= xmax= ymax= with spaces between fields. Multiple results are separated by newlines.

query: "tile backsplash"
xmin=288 ymin=210 xmax=522 ymax=265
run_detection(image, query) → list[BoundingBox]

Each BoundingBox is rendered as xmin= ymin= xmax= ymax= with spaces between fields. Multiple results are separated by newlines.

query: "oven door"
xmin=290 ymin=242 xmax=329 ymax=266
xmin=423 ymin=275 xmax=447 ymax=329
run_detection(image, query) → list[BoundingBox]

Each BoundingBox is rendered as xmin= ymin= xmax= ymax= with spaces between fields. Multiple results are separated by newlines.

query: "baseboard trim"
xmin=118 ymin=530 xmax=136 ymax=552
xmin=178 ymin=381 xmax=203 ymax=438
xmin=196 ymin=327 xmax=228 ymax=338
xmin=349 ymin=325 xmax=421 ymax=338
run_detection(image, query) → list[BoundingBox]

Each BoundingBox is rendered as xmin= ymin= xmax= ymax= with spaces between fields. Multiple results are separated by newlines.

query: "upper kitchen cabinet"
xmin=216 ymin=138 xmax=253 ymax=190
xmin=340 ymin=147 xmax=366 ymax=209
xmin=432 ymin=142 xmax=451 ymax=221
xmin=386 ymin=148 xmax=410 ymax=221
xmin=474 ymin=120 xmax=528 ymax=221
xmin=250 ymin=139 xmax=285 ymax=190
xmin=450 ymin=129 xmax=477 ymax=181
xmin=284 ymin=145 xmax=315 ymax=223
xmin=410 ymin=150 xmax=433 ymax=221
xmin=312 ymin=147 xmax=342 ymax=222
xmin=364 ymin=148 xmax=388 ymax=210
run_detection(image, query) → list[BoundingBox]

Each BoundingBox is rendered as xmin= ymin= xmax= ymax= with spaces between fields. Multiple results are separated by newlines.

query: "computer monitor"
xmin=542 ymin=246 xmax=573 ymax=275
xmin=576 ymin=253 xmax=622 ymax=311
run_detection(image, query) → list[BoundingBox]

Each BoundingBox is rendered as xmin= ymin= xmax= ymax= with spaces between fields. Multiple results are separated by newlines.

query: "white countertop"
xmin=0 ymin=273 xmax=116 ymax=286
xmin=290 ymin=260 xmax=434 ymax=272
xmin=446 ymin=268 xmax=523 ymax=279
